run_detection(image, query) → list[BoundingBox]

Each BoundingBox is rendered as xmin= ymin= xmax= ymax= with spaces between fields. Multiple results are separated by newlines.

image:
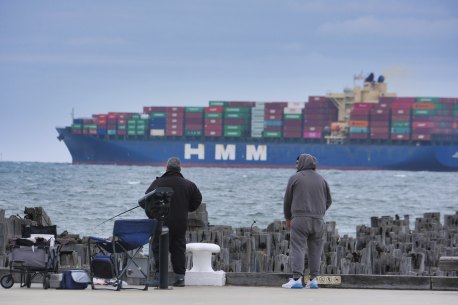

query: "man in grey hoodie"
xmin=282 ymin=153 xmax=332 ymax=289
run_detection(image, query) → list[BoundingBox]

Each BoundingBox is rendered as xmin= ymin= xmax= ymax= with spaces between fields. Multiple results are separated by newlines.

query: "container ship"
xmin=56 ymin=74 xmax=458 ymax=171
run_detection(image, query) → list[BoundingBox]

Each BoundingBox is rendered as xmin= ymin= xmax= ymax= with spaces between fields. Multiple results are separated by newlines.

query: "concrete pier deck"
xmin=2 ymin=284 xmax=458 ymax=305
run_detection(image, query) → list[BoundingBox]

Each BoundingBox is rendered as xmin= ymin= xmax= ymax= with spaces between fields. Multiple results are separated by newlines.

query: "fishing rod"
xmin=97 ymin=205 xmax=140 ymax=226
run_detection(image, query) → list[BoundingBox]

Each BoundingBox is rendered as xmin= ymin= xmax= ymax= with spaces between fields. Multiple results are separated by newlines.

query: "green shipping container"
xmin=391 ymin=121 xmax=410 ymax=128
xmin=262 ymin=131 xmax=282 ymax=138
xmin=224 ymin=112 xmax=250 ymax=119
xmin=150 ymin=112 xmax=166 ymax=118
xmin=224 ymin=107 xmax=251 ymax=113
xmin=83 ymin=124 xmax=97 ymax=129
xmin=131 ymin=114 xmax=141 ymax=120
xmin=127 ymin=120 xmax=137 ymax=126
xmin=391 ymin=127 xmax=410 ymax=133
xmin=71 ymin=124 xmax=82 ymax=129
xmin=416 ymin=97 xmax=440 ymax=103
xmin=224 ymin=130 xmax=242 ymax=137
xmin=127 ymin=130 xmax=137 ymax=135
xmin=185 ymin=107 xmax=204 ymax=113
xmin=413 ymin=109 xmax=436 ymax=116
xmin=209 ymin=101 xmax=226 ymax=106
xmin=349 ymin=127 xmax=368 ymax=133
xmin=117 ymin=124 xmax=126 ymax=130
xmin=107 ymin=130 xmax=117 ymax=135
xmin=284 ymin=113 xmax=303 ymax=120
xmin=185 ymin=130 xmax=203 ymax=136
xmin=205 ymin=112 xmax=223 ymax=119
xmin=224 ymin=125 xmax=242 ymax=132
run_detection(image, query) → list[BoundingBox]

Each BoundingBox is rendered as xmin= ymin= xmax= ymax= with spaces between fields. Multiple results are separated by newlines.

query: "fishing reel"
xmin=138 ymin=187 xmax=174 ymax=221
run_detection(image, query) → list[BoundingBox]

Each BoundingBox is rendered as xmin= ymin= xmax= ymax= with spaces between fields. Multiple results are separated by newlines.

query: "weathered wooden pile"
xmin=185 ymin=209 xmax=458 ymax=276
xmin=1 ymin=206 xmax=457 ymax=277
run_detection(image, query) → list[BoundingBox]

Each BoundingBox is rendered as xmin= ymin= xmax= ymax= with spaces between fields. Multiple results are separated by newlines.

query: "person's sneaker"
xmin=305 ymin=278 xmax=319 ymax=289
xmin=281 ymin=277 xmax=303 ymax=289
xmin=172 ymin=278 xmax=185 ymax=287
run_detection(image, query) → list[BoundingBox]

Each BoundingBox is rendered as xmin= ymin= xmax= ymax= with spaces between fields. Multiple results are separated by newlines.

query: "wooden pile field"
xmin=0 ymin=205 xmax=457 ymax=277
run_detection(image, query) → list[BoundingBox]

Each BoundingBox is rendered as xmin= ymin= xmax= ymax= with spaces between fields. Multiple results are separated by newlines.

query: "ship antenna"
xmin=71 ymin=108 xmax=75 ymax=120
xmin=353 ymin=72 xmax=365 ymax=87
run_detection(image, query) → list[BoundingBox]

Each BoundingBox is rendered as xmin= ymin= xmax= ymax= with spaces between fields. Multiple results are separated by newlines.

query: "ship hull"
xmin=57 ymin=128 xmax=458 ymax=171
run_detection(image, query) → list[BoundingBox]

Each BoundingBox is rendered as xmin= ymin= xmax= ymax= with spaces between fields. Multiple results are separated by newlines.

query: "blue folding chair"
xmin=87 ymin=219 xmax=158 ymax=291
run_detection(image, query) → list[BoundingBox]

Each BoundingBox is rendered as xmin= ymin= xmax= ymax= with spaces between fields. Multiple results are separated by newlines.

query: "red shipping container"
xmin=391 ymin=114 xmax=411 ymax=121
xmin=185 ymin=118 xmax=204 ymax=125
xmin=349 ymin=133 xmax=368 ymax=139
xmin=391 ymin=133 xmax=410 ymax=140
xmin=303 ymin=126 xmax=324 ymax=132
xmin=370 ymin=127 xmax=389 ymax=133
xmin=227 ymin=101 xmax=256 ymax=107
xmin=264 ymin=113 xmax=283 ymax=120
xmin=412 ymin=122 xmax=435 ymax=128
xmin=353 ymin=103 xmax=373 ymax=109
xmin=143 ymin=106 xmax=171 ymax=113
xmin=283 ymin=125 xmax=303 ymax=132
xmin=440 ymin=97 xmax=458 ymax=104
xmin=265 ymin=102 xmax=288 ymax=108
xmin=283 ymin=130 xmax=302 ymax=138
xmin=117 ymin=130 xmax=126 ymax=135
xmin=205 ymin=130 xmax=222 ymax=137
xmin=184 ymin=123 xmax=203 ymax=129
xmin=205 ymin=106 xmax=224 ymax=113
xmin=166 ymin=123 xmax=183 ymax=130
xmin=308 ymin=96 xmax=327 ymax=103
xmin=303 ymin=132 xmax=322 ymax=139
xmin=412 ymin=134 xmax=432 ymax=141
xmin=264 ymin=108 xmax=283 ymax=115
xmin=167 ymin=117 xmax=184 ymax=124
xmin=351 ymin=108 xmax=370 ymax=115
xmin=185 ymin=112 xmax=204 ymax=118
xmin=379 ymin=97 xmax=397 ymax=104
xmin=167 ymin=112 xmax=185 ymax=119
xmin=204 ymin=118 xmax=223 ymax=125
xmin=166 ymin=129 xmax=184 ymax=136
xmin=370 ymin=121 xmax=390 ymax=128
xmin=370 ymin=132 xmax=389 ymax=139
xmin=394 ymin=97 xmax=416 ymax=104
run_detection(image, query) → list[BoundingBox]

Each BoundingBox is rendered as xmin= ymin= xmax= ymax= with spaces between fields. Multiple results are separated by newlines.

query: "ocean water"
xmin=1 ymin=162 xmax=457 ymax=238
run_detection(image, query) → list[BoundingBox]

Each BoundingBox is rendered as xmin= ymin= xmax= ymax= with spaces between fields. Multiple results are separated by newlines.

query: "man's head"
xmin=296 ymin=153 xmax=317 ymax=171
xmin=166 ymin=157 xmax=181 ymax=171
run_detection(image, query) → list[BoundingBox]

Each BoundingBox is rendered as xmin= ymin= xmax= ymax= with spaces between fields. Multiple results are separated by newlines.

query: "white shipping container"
xmin=150 ymin=129 xmax=165 ymax=136
xmin=140 ymin=114 xmax=150 ymax=119
xmin=283 ymin=107 xmax=303 ymax=114
xmin=287 ymin=102 xmax=305 ymax=109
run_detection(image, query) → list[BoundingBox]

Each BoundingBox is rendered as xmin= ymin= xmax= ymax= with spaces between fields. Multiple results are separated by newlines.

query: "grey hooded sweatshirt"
xmin=283 ymin=154 xmax=332 ymax=220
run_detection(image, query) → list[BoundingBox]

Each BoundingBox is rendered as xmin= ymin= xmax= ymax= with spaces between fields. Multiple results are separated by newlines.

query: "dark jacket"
xmin=283 ymin=154 xmax=332 ymax=220
xmin=145 ymin=170 xmax=202 ymax=234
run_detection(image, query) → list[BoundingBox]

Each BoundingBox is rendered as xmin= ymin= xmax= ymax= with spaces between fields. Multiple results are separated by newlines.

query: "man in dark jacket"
xmin=282 ymin=153 xmax=332 ymax=289
xmin=145 ymin=157 xmax=202 ymax=287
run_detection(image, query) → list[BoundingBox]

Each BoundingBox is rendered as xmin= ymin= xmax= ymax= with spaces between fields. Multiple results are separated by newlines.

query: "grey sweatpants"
xmin=290 ymin=216 xmax=325 ymax=278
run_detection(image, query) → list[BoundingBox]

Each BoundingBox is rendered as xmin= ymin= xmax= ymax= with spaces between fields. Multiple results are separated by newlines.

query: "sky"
xmin=1 ymin=0 xmax=457 ymax=163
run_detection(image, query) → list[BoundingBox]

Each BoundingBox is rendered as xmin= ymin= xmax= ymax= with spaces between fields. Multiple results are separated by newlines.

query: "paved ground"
xmin=2 ymin=284 xmax=458 ymax=305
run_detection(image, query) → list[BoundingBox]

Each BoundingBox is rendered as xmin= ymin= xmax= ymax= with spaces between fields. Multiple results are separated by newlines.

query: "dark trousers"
xmin=152 ymin=225 xmax=187 ymax=275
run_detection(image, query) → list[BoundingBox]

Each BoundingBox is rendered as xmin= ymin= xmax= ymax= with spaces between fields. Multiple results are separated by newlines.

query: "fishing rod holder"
xmin=138 ymin=187 xmax=174 ymax=289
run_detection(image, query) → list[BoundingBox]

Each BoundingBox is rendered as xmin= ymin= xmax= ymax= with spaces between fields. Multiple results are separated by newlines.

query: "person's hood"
xmin=297 ymin=154 xmax=317 ymax=171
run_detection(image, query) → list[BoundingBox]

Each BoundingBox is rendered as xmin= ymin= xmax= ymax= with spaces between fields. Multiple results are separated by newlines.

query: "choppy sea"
xmin=0 ymin=162 xmax=457 ymax=238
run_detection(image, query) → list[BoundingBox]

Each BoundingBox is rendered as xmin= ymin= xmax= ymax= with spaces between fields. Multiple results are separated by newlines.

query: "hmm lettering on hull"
xmin=184 ymin=144 xmax=267 ymax=161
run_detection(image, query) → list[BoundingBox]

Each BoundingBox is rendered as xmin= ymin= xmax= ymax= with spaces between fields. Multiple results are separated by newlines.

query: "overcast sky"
xmin=1 ymin=0 xmax=457 ymax=162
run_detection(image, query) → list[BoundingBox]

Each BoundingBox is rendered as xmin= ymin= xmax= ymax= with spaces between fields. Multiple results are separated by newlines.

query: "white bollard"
xmin=185 ymin=243 xmax=226 ymax=286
